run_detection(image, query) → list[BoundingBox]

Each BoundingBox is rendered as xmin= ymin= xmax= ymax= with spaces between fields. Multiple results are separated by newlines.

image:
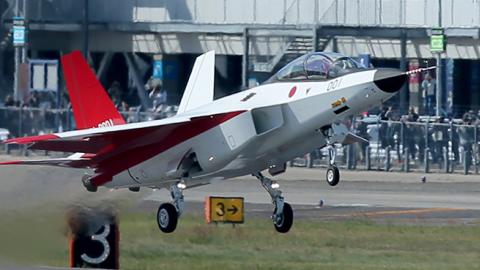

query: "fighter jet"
xmin=1 ymin=50 xmax=427 ymax=233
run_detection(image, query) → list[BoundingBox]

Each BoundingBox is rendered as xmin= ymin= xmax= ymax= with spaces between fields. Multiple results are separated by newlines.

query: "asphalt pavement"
xmin=1 ymin=155 xmax=479 ymax=225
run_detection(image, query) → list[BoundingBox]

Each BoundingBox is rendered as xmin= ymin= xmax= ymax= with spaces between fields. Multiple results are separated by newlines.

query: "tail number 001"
xmin=326 ymin=78 xmax=342 ymax=91
xmin=97 ymin=119 xmax=114 ymax=128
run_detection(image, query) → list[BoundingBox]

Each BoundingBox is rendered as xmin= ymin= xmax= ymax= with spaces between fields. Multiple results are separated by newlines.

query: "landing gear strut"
xmin=157 ymin=182 xmax=185 ymax=233
xmin=253 ymin=172 xmax=293 ymax=233
xmin=322 ymin=126 xmax=341 ymax=186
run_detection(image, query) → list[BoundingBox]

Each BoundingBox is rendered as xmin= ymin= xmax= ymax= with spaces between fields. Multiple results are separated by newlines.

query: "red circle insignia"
xmin=288 ymin=86 xmax=297 ymax=98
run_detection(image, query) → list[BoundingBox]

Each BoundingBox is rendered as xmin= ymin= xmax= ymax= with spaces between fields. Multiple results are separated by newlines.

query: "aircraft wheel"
xmin=326 ymin=165 xmax=340 ymax=186
xmin=81 ymin=175 xmax=97 ymax=192
xmin=157 ymin=203 xmax=178 ymax=233
xmin=273 ymin=202 xmax=293 ymax=233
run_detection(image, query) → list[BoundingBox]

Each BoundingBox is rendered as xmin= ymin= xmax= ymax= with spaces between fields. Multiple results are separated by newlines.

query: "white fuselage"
xmin=105 ymin=69 xmax=395 ymax=189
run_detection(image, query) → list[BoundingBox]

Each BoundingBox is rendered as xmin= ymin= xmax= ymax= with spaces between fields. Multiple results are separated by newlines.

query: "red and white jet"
xmin=1 ymin=50 xmax=418 ymax=233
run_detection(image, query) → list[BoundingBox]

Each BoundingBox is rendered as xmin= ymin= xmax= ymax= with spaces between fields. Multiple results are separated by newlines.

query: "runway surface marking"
xmin=337 ymin=208 xmax=465 ymax=218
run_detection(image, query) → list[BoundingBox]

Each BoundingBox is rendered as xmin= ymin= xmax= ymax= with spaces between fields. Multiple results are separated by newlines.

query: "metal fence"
xmin=1 ymin=107 xmax=479 ymax=175
xmin=0 ymin=106 xmax=174 ymax=155
xmin=293 ymin=118 xmax=480 ymax=175
xmin=0 ymin=106 xmax=176 ymax=137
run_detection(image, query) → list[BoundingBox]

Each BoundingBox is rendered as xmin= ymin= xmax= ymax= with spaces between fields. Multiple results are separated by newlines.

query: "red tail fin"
xmin=61 ymin=51 xmax=126 ymax=129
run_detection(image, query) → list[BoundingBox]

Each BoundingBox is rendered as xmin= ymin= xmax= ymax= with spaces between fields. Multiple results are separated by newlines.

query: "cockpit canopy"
xmin=267 ymin=52 xmax=367 ymax=83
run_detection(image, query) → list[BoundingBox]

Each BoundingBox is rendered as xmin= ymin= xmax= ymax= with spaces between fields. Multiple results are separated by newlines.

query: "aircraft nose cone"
xmin=373 ymin=68 xmax=407 ymax=93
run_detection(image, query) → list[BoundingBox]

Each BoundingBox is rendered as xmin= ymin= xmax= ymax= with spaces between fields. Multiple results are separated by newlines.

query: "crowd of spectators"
xmin=1 ymin=91 xmax=60 ymax=137
xmin=0 ymin=76 xmax=177 ymax=136
xmin=353 ymin=106 xmax=480 ymax=168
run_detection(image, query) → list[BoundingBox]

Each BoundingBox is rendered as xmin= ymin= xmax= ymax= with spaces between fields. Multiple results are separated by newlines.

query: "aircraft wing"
xmin=1 ymin=111 xmax=245 ymax=185
xmin=2 ymin=116 xmax=191 ymax=154
xmin=0 ymin=156 xmax=91 ymax=168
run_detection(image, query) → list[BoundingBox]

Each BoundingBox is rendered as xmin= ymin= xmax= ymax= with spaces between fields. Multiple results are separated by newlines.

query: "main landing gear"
xmin=322 ymin=126 xmax=341 ymax=187
xmin=253 ymin=172 xmax=293 ymax=233
xmin=156 ymin=182 xmax=185 ymax=233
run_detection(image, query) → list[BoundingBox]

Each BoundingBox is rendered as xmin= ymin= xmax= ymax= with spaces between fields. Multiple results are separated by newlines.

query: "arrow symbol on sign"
xmin=227 ymin=205 xmax=238 ymax=215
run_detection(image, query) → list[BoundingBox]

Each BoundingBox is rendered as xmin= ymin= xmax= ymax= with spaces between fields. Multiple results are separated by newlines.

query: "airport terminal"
xmin=0 ymin=1 xmax=480 ymax=269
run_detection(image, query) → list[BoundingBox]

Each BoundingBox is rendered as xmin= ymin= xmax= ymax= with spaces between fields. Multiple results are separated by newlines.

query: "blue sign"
xmin=153 ymin=60 xmax=163 ymax=79
xmin=358 ymin=53 xmax=371 ymax=68
xmin=153 ymin=59 xmax=178 ymax=80
xmin=163 ymin=60 xmax=178 ymax=80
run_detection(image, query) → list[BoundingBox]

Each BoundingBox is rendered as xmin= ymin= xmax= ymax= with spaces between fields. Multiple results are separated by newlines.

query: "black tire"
xmin=273 ymin=202 xmax=293 ymax=233
xmin=326 ymin=165 xmax=340 ymax=186
xmin=81 ymin=175 xmax=97 ymax=192
xmin=157 ymin=203 xmax=178 ymax=233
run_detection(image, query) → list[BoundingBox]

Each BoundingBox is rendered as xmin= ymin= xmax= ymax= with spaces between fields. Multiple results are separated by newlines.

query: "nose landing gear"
xmin=322 ymin=126 xmax=341 ymax=186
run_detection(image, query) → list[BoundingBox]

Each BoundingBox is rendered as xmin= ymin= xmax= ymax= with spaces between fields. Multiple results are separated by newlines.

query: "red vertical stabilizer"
xmin=61 ymin=51 xmax=126 ymax=129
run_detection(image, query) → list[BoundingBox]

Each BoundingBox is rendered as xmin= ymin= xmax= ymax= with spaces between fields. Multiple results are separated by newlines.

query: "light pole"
xmin=83 ymin=0 xmax=89 ymax=59
xmin=13 ymin=0 xmax=19 ymax=102
xmin=435 ymin=0 xmax=443 ymax=116
xmin=21 ymin=0 xmax=26 ymax=63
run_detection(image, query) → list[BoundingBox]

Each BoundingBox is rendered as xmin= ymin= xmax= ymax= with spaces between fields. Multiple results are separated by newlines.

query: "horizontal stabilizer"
xmin=178 ymin=51 xmax=215 ymax=114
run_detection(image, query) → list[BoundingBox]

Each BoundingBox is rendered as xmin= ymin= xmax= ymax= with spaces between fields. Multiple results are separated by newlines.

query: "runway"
xmin=1 ymin=156 xmax=480 ymax=269
xmin=147 ymin=167 xmax=480 ymax=210
xmin=1 ymin=155 xmax=480 ymax=225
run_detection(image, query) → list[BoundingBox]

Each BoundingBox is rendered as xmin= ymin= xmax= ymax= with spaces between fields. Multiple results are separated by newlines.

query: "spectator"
xmin=468 ymin=110 xmax=478 ymax=124
xmin=414 ymin=117 xmax=427 ymax=163
xmin=431 ymin=116 xmax=448 ymax=166
xmin=385 ymin=106 xmax=396 ymax=120
xmin=108 ymin=81 xmax=123 ymax=108
xmin=148 ymin=81 xmax=168 ymax=113
xmin=458 ymin=114 xmax=474 ymax=170
xmin=421 ymin=73 xmax=436 ymax=115
xmin=379 ymin=106 xmax=390 ymax=149
xmin=355 ymin=116 xmax=370 ymax=162
xmin=4 ymin=95 xmax=15 ymax=106
xmin=28 ymin=91 xmax=40 ymax=108
xmin=451 ymin=119 xmax=460 ymax=163
xmin=119 ymin=101 xmax=130 ymax=112
xmin=403 ymin=115 xmax=417 ymax=160
xmin=386 ymin=112 xmax=401 ymax=161
xmin=407 ymin=107 xmax=419 ymax=122
xmin=38 ymin=91 xmax=54 ymax=109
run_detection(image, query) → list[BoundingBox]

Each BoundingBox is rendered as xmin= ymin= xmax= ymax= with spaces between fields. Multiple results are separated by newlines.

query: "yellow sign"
xmin=331 ymin=97 xmax=347 ymax=108
xmin=205 ymin=197 xmax=244 ymax=224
